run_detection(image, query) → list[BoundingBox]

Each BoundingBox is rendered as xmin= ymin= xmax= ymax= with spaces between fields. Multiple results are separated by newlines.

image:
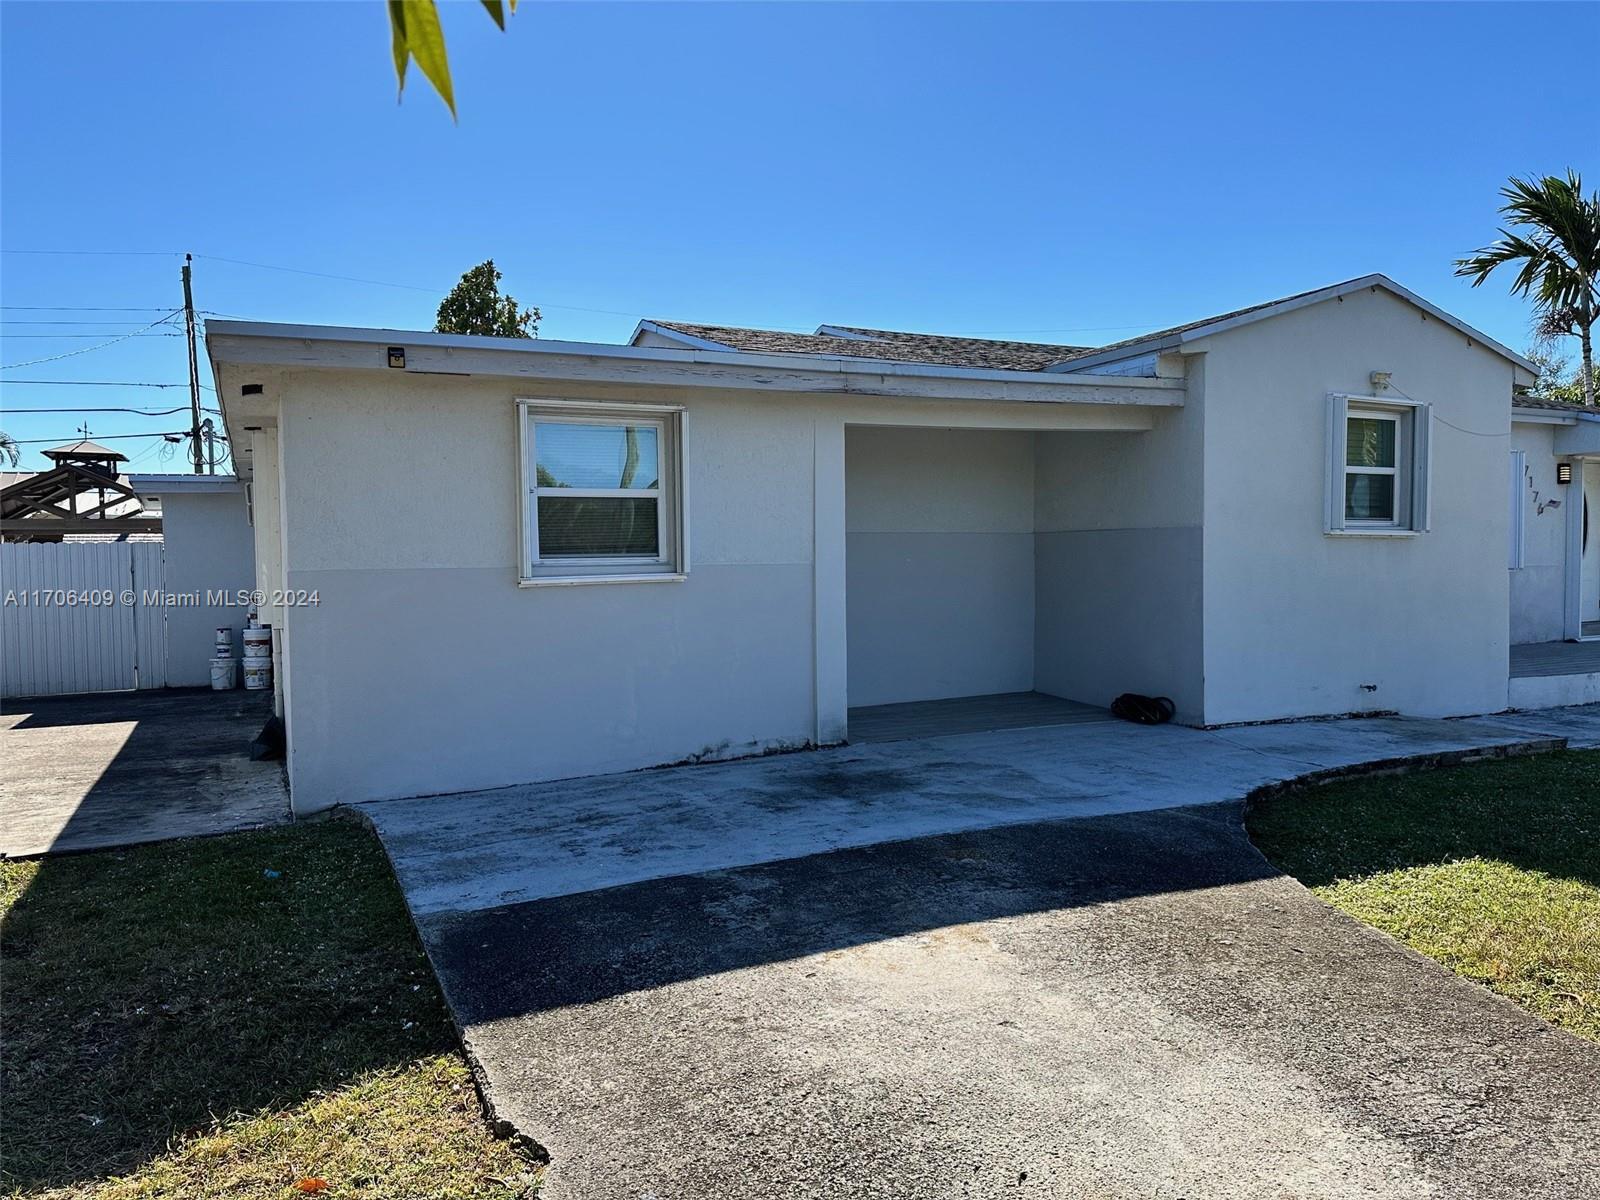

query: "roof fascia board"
xmin=127 ymin=474 xmax=243 ymax=494
xmin=1512 ymin=410 xmax=1579 ymax=426
xmin=1047 ymin=275 xmax=1537 ymax=376
xmin=204 ymin=323 xmax=1185 ymax=406
xmin=1554 ymin=421 xmax=1600 ymax=456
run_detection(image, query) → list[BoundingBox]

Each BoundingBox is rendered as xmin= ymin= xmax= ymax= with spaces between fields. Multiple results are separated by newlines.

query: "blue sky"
xmin=1 ymin=1 xmax=1594 ymax=470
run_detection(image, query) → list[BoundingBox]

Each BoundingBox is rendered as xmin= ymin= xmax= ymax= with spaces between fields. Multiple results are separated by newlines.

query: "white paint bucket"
xmin=242 ymin=627 xmax=272 ymax=659
xmin=243 ymin=658 xmax=273 ymax=691
xmin=214 ymin=627 xmax=233 ymax=656
xmin=210 ymin=657 xmax=238 ymax=690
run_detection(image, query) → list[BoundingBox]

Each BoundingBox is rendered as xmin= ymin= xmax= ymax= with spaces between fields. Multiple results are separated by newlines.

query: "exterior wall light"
xmin=1557 ymin=462 xmax=1573 ymax=485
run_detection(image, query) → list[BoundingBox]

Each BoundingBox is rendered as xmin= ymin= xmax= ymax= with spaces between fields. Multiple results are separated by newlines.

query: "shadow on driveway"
xmin=0 ymin=688 xmax=287 ymax=857
xmin=420 ymin=800 xmax=1600 ymax=1200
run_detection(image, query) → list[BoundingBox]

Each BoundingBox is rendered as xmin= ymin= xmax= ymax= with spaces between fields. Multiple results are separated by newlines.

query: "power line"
xmin=0 ymin=333 xmax=182 ymax=339
xmin=0 ymin=249 xmax=180 ymax=257
xmin=0 ymin=305 xmax=175 ymax=313
xmin=192 ymin=253 xmax=441 ymax=294
xmin=0 ymin=379 xmax=216 ymax=390
xmin=0 ymin=312 xmax=183 ymax=370
xmin=0 ymin=406 xmax=224 ymax=416
xmin=0 ymin=319 xmax=191 ymax=326
xmin=9 ymin=430 xmax=201 ymax=445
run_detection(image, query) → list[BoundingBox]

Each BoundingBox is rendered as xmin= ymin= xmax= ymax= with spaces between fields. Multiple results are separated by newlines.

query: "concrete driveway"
xmin=362 ymin=709 xmax=1600 ymax=1198
xmin=0 ymin=689 xmax=288 ymax=857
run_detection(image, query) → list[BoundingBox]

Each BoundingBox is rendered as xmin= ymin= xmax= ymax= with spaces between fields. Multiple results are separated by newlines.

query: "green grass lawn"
xmin=1248 ymin=748 xmax=1600 ymax=1043
xmin=0 ymin=821 xmax=540 ymax=1199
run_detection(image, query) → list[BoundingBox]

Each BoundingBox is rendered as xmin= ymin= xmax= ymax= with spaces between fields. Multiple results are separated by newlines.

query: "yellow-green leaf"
xmin=386 ymin=0 xmax=409 ymax=95
xmin=480 ymin=0 xmax=506 ymax=30
xmin=394 ymin=0 xmax=455 ymax=118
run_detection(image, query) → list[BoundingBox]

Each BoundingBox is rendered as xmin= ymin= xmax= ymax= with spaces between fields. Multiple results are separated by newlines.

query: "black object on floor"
xmin=1111 ymin=694 xmax=1176 ymax=725
xmin=250 ymin=715 xmax=286 ymax=761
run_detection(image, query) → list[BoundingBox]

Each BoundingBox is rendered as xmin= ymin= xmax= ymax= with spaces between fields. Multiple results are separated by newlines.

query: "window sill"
xmin=1324 ymin=528 xmax=1421 ymax=539
xmin=518 ymin=572 xmax=688 ymax=588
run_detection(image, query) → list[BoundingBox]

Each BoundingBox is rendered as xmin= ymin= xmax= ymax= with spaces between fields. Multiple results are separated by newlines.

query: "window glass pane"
xmin=536 ymin=423 xmax=659 ymax=489
xmin=1345 ymin=472 xmax=1395 ymax=522
xmin=538 ymin=496 xmax=659 ymax=557
xmin=1346 ymin=417 xmax=1396 ymax=468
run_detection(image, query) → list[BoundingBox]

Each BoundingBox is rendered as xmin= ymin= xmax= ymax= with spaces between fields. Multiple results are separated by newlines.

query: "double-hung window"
xmin=519 ymin=399 xmax=686 ymax=583
xmin=1326 ymin=394 xmax=1432 ymax=534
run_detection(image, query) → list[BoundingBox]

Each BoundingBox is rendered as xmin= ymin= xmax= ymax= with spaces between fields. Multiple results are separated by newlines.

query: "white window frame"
xmin=1325 ymin=393 xmax=1432 ymax=536
xmin=516 ymin=398 xmax=688 ymax=586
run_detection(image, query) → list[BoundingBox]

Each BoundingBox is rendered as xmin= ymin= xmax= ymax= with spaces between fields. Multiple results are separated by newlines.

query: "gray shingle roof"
xmin=646 ymin=275 xmax=1533 ymax=378
xmin=1514 ymin=395 xmax=1598 ymax=413
xmin=646 ymin=320 xmax=1091 ymax=372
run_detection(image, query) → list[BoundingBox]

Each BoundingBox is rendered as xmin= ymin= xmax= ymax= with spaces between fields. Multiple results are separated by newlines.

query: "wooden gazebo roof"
xmin=0 ymin=441 xmax=160 ymax=541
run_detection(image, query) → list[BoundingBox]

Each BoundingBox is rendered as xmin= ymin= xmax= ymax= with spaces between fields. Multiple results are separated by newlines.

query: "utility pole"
xmin=182 ymin=253 xmax=202 ymax=474
xmin=201 ymin=418 xmax=217 ymax=475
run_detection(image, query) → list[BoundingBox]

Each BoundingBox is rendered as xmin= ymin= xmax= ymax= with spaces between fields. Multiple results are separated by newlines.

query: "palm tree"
xmin=1456 ymin=170 xmax=1600 ymax=406
xmin=0 ymin=431 xmax=19 ymax=468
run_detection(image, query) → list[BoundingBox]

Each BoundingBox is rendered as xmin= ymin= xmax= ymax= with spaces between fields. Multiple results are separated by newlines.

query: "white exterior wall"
xmin=845 ymin=427 xmax=1034 ymax=707
xmin=157 ymin=486 xmax=256 ymax=686
xmin=1196 ymin=287 xmax=1513 ymax=722
xmin=249 ymin=427 xmax=289 ymax=718
xmin=268 ymin=368 xmax=1156 ymax=810
xmin=1032 ymin=373 xmax=1206 ymax=722
xmin=1509 ymin=422 xmax=1567 ymax=645
xmin=277 ymin=375 xmax=814 ymax=809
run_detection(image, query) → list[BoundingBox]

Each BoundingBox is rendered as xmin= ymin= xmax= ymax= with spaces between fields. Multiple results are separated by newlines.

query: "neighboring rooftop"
xmin=41 ymin=439 xmax=127 ymax=462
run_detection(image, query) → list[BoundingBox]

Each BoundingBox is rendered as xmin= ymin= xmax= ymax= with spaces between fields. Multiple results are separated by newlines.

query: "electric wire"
xmin=1 ymin=312 xmax=184 ymax=370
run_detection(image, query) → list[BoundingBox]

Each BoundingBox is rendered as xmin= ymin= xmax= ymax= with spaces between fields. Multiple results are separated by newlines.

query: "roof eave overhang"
xmin=207 ymin=321 xmax=1186 ymax=415
xmin=1512 ymin=408 xmax=1580 ymax=426
xmin=127 ymin=474 xmax=242 ymax=499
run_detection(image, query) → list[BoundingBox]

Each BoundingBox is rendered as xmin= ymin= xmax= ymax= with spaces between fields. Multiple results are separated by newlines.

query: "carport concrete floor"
xmin=361 ymin=707 xmax=1600 ymax=1199
xmin=0 ymin=688 xmax=288 ymax=857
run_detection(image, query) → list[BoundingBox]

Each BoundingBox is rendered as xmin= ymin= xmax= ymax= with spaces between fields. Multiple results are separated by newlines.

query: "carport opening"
xmin=845 ymin=424 xmax=1152 ymax=742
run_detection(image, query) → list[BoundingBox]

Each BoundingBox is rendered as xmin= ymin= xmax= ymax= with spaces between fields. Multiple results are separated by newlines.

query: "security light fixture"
xmin=1369 ymin=371 xmax=1392 ymax=391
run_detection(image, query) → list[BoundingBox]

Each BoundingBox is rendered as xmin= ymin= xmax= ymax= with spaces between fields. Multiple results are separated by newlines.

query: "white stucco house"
xmin=207 ymin=274 xmax=1600 ymax=814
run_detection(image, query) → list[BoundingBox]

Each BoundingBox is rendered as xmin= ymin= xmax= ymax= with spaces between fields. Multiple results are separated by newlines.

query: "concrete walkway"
xmin=362 ymin=705 xmax=1600 ymax=1199
xmin=359 ymin=710 xmax=1581 ymax=916
xmin=0 ymin=689 xmax=288 ymax=857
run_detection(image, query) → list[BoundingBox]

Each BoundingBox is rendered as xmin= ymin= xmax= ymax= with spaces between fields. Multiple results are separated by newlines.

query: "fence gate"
xmin=1 ymin=542 xmax=167 ymax=699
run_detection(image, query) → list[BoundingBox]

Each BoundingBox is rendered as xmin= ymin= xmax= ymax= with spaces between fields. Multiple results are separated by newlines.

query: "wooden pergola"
xmin=0 ymin=441 xmax=163 ymax=541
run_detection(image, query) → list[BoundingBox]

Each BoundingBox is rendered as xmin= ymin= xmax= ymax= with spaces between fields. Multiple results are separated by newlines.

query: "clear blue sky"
xmin=1 ymin=1 xmax=1594 ymax=470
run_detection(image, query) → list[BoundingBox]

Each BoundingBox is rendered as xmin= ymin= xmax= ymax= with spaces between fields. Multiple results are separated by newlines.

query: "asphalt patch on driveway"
xmin=418 ymin=802 xmax=1600 ymax=1199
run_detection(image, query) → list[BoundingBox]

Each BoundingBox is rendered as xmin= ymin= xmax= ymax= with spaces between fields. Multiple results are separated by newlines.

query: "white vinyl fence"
xmin=1 ymin=542 xmax=168 ymax=699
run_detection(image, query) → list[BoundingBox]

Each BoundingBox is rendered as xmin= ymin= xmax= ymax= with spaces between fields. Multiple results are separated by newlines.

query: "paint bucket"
xmin=242 ymin=627 xmax=272 ymax=659
xmin=210 ymin=657 xmax=238 ymax=690
xmin=243 ymin=657 xmax=273 ymax=691
xmin=214 ymin=626 xmax=234 ymax=657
